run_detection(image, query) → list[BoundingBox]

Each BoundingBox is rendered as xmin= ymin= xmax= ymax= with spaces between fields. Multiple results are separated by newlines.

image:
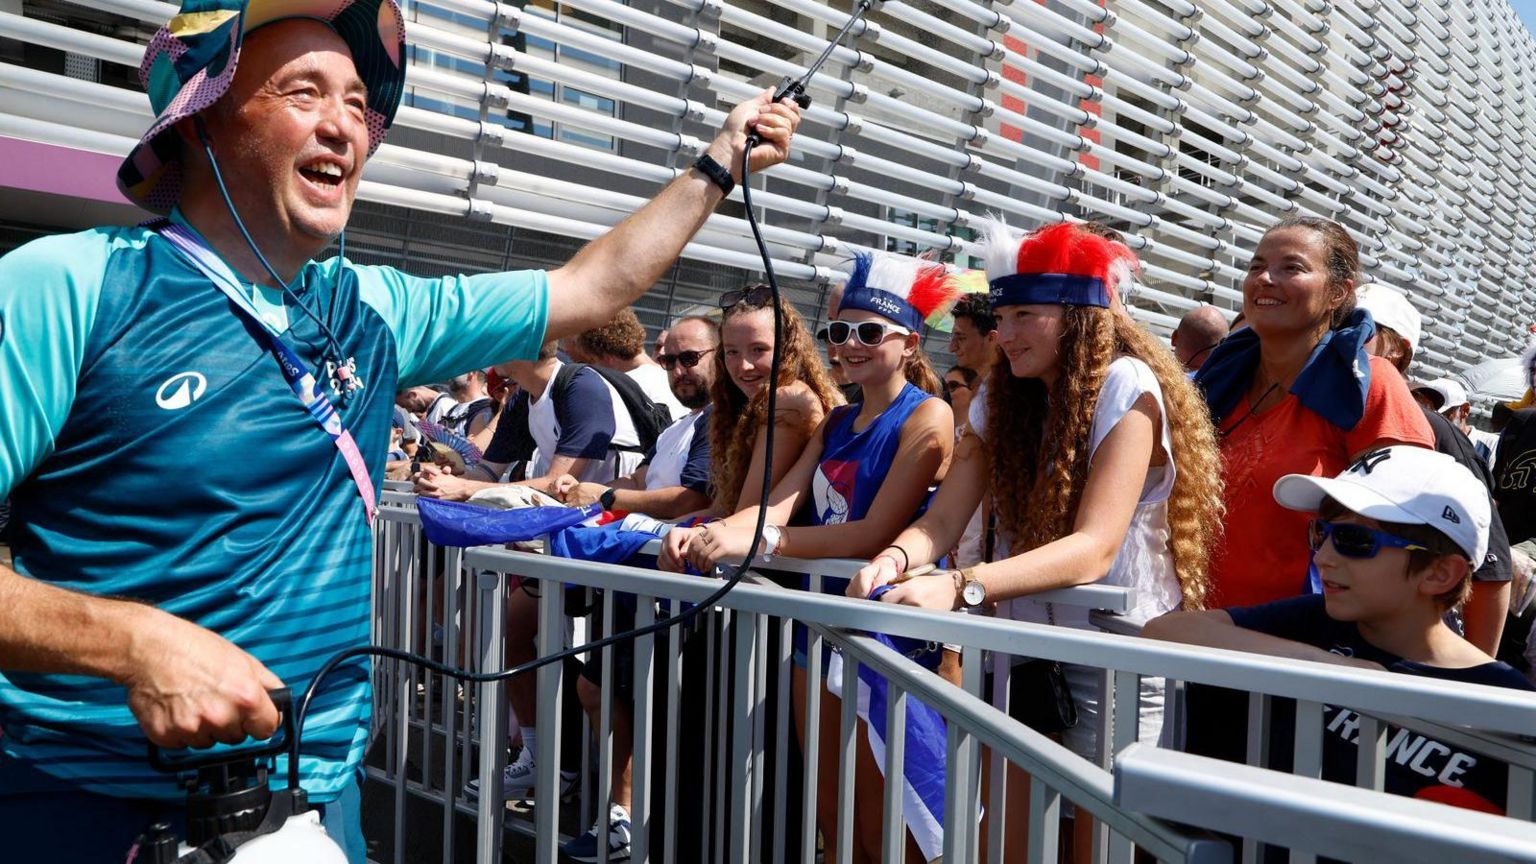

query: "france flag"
xmin=825 ymin=611 xmax=949 ymax=860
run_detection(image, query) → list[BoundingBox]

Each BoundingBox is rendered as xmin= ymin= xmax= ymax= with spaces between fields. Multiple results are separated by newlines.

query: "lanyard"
xmin=155 ymin=221 xmax=377 ymax=527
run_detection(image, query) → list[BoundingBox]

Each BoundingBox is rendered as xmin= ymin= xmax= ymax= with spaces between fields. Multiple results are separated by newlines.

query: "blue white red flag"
xmin=826 ymin=584 xmax=949 ymax=860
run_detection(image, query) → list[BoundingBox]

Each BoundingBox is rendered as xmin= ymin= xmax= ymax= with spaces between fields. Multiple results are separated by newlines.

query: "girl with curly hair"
xmin=848 ymin=221 xmax=1224 ymax=861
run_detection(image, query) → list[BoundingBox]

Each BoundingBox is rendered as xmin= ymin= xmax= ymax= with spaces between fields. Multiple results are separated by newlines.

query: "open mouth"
xmin=843 ymin=356 xmax=871 ymax=367
xmin=298 ymin=161 xmax=346 ymax=189
xmin=1253 ymin=297 xmax=1284 ymax=307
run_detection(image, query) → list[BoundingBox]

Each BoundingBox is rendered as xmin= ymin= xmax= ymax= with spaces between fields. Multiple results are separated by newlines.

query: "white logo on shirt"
xmin=155 ymin=372 xmax=208 ymax=411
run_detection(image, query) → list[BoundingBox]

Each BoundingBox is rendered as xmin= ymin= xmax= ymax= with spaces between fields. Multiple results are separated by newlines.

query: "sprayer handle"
xmin=147 ymin=688 xmax=296 ymax=774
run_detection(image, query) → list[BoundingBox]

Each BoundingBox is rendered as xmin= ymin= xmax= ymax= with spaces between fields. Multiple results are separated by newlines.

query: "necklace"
xmin=1218 ymin=381 xmax=1281 ymax=438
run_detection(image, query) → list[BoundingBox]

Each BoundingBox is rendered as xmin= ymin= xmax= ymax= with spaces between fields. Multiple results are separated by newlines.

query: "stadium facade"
xmin=3 ymin=0 xmax=1535 ymax=380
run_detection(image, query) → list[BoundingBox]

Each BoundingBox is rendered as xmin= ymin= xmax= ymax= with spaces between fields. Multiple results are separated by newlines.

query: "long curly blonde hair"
xmin=708 ymin=293 xmax=843 ymax=514
xmin=984 ymin=306 xmax=1224 ymax=609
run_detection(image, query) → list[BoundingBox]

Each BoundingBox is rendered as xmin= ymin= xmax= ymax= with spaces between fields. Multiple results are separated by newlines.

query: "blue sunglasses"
xmin=1308 ymin=518 xmax=1428 ymax=559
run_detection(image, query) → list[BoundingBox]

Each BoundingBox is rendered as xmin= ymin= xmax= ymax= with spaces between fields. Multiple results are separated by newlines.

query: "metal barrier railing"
xmin=1113 ymin=744 xmax=1536 ymax=864
xmin=365 ymin=494 xmax=1536 ymax=863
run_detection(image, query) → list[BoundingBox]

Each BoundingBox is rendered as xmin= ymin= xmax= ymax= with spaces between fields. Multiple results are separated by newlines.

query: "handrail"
xmin=633 ymin=537 xmax=1139 ymax=613
xmin=377 ymin=491 xmax=1136 ymax=612
xmin=448 ymin=538 xmax=1536 ymax=738
xmin=1113 ymin=744 xmax=1536 ymax=863
xmin=818 ymin=611 xmax=1233 ymax=863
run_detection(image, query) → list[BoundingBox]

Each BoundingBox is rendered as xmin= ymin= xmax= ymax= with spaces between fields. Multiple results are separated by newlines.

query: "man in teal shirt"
xmin=0 ymin=1 xmax=799 ymax=858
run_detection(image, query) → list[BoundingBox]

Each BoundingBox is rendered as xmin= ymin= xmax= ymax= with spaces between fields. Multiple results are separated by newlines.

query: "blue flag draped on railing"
xmin=416 ymin=497 xmax=602 ymax=547
xmin=826 ymin=584 xmax=949 ymax=860
xmin=546 ymin=515 xmax=669 ymax=565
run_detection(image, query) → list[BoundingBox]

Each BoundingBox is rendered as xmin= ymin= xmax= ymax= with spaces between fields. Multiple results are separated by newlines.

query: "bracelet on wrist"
xmin=878 ymin=544 xmax=910 ymax=572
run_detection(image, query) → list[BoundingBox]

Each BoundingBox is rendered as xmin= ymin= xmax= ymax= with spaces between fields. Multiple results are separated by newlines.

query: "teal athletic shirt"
xmin=0 ymin=211 xmax=548 ymax=802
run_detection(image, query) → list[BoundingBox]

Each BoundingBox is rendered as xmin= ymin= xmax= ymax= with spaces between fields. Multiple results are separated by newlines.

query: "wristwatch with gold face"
xmin=959 ymin=568 xmax=987 ymax=609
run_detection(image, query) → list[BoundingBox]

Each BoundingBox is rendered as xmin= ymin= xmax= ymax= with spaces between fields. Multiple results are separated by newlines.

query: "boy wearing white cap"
xmin=1147 ymin=446 xmax=1533 ymax=815
xmin=1356 ymin=283 xmax=1512 ymax=656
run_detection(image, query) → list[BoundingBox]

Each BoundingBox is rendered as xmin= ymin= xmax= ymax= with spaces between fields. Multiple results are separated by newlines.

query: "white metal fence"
xmin=367 ymin=491 xmax=1536 ymax=863
xmin=6 ymin=0 xmax=1535 ymax=370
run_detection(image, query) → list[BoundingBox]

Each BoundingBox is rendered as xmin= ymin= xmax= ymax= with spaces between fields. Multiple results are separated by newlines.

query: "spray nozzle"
xmin=772 ymin=76 xmax=814 ymax=111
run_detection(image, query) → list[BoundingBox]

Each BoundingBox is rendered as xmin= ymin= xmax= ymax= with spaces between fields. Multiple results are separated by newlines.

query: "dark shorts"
xmin=578 ymin=593 xmax=674 ymax=702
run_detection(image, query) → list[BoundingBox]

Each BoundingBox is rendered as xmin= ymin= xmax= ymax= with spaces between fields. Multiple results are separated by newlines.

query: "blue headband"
xmin=988 ymin=273 xmax=1111 ymax=309
xmin=838 ymin=285 xmax=925 ymax=331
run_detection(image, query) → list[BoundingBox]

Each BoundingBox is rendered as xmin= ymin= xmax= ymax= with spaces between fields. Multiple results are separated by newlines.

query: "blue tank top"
xmin=804 ymin=382 xmax=935 ymax=594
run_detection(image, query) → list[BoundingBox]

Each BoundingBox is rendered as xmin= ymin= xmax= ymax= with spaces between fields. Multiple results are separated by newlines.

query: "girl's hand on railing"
xmin=878 ymin=571 xmax=963 ymax=611
xmin=684 ymin=523 xmax=755 ymax=573
xmin=848 ymin=555 xmax=902 ymax=599
xmin=659 ymin=526 xmax=700 ymax=573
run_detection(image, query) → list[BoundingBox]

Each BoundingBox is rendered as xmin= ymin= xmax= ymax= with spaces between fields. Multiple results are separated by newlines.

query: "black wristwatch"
xmin=692 ymin=153 xmax=735 ymax=197
xmin=599 ymin=487 xmax=618 ymax=511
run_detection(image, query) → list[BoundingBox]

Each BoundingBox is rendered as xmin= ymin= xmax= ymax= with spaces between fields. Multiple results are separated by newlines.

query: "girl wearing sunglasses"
xmin=663 ymin=252 xmax=958 ymax=862
xmin=848 ymin=222 xmax=1223 ymax=862
xmin=943 ymin=366 xmax=978 ymax=434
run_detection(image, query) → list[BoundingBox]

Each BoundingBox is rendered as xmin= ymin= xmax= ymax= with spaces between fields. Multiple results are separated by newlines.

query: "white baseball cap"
xmin=1412 ymin=377 xmax=1470 ymax=411
xmin=1355 ymin=283 xmax=1422 ymax=350
xmin=1273 ymin=445 xmax=1490 ymax=563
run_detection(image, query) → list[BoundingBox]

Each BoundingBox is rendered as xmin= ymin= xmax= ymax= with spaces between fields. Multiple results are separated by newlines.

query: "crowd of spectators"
xmin=389 ymin=217 xmax=1536 ymax=862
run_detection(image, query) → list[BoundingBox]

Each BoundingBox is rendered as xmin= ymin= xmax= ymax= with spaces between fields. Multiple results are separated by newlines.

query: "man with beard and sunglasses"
xmin=554 ymin=316 xmax=719 ymax=520
xmin=1146 ymin=446 xmax=1534 ymax=825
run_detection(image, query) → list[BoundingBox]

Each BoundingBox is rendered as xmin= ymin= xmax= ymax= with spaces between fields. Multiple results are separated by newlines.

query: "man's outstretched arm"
xmin=0 ymin=563 xmax=283 ymax=748
xmin=544 ymin=91 xmax=801 ymax=341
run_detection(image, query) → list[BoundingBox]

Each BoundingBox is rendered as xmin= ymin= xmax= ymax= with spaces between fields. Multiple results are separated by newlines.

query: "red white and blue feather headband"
xmin=981 ymin=221 xmax=1139 ymax=310
xmin=837 ymin=251 xmax=960 ymax=332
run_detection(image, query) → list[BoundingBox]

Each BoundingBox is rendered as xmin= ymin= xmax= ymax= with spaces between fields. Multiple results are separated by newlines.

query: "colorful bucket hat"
xmin=117 ymin=0 xmax=407 ymax=214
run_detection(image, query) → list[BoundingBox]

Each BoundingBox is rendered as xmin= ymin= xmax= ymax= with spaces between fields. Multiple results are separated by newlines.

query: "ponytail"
xmin=905 ymin=349 xmax=944 ymax=397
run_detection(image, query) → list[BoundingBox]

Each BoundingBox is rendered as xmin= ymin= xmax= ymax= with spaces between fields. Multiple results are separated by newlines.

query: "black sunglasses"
xmin=827 ymin=320 xmax=911 ymax=347
xmin=1307 ymin=518 xmax=1428 ymax=559
xmin=658 ymin=350 xmax=707 ymax=370
xmin=944 ymin=379 xmax=970 ymax=393
xmin=720 ymin=285 xmax=773 ymax=309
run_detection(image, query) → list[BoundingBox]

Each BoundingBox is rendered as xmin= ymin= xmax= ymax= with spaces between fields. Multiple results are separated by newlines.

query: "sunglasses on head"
xmin=827 ymin=320 xmax=911 ymax=347
xmin=658 ymin=350 xmax=707 ymax=370
xmin=1307 ymin=518 xmax=1429 ymax=559
xmin=720 ymin=285 xmax=773 ymax=309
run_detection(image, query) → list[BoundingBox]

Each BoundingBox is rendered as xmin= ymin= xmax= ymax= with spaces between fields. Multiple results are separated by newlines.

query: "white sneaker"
xmin=561 ymin=804 xmax=633 ymax=862
xmin=465 ymin=750 xmax=576 ymax=800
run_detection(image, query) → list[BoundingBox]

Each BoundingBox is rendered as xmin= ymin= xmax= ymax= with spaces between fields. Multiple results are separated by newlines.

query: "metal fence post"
xmin=632 ymin=596 xmax=656 ymax=863
xmin=475 ymin=568 xmax=507 ymax=864
xmin=535 ymin=579 xmax=564 ymax=864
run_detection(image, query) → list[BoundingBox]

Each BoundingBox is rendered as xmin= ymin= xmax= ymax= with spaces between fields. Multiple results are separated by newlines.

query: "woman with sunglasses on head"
xmin=665 ymin=284 xmax=843 ymax=531
xmin=664 ymin=253 xmax=958 ymax=863
xmin=848 ymin=222 xmax=1222 ymax=863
